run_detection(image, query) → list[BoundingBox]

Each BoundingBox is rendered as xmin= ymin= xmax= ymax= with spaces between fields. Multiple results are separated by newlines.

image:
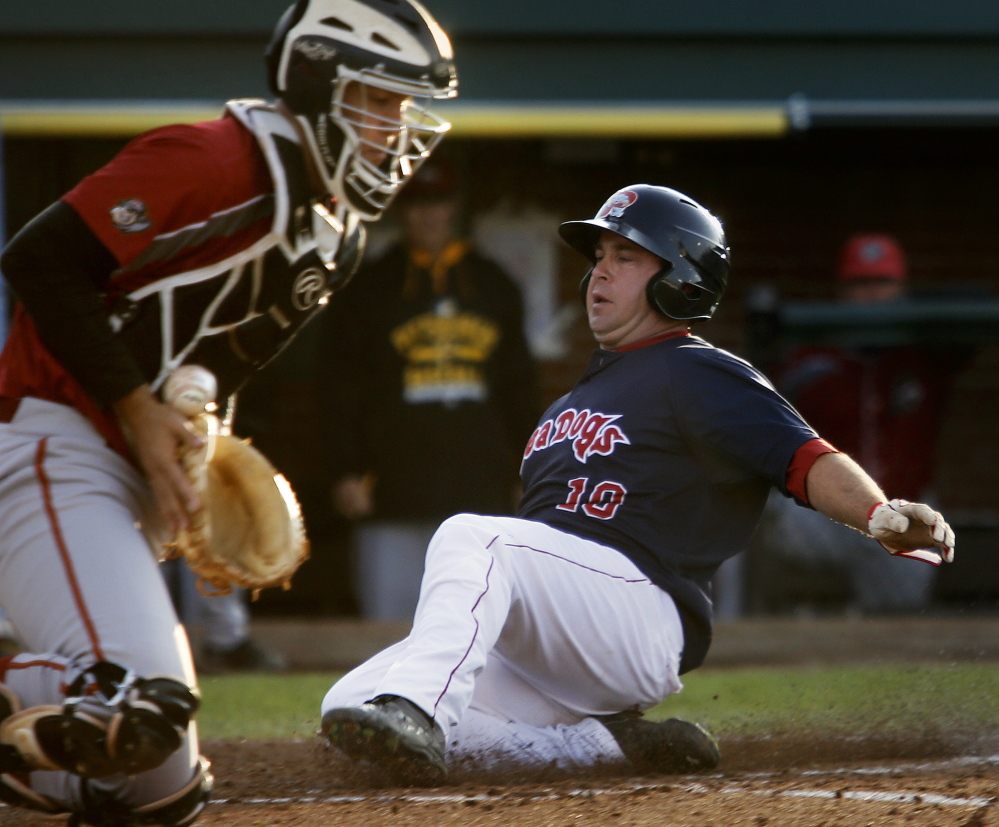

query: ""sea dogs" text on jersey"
xmin=523 ymin=408 xmax=631 ymax=463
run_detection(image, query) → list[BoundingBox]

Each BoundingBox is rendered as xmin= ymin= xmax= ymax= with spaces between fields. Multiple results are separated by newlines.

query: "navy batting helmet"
xmin=560 ymin=184 xmax=730 ymax=321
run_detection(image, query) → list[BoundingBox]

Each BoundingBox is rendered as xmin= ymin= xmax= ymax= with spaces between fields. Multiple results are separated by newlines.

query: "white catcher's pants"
xmin=323 ymin=514 xmax=685 ymax=772
xmin=0 ymin=398 xmax=200 ymax=810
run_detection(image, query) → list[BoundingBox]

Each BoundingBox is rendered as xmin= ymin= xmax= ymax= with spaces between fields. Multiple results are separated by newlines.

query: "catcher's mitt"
xmin=166 ymin=412 xmax=309 ymax=598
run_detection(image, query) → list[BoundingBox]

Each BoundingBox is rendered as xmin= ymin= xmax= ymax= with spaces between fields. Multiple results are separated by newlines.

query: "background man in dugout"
xmin=317 ymin=158 xmax=541 ymax=622
xmin=752 ymin=233 xmax=971 ymax=614
xmin=316 ymin=185 xmax=955 ymax=787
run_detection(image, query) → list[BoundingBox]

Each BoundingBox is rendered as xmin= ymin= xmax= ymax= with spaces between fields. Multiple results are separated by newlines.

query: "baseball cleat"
xmin=601 ymin=714 xmax=720 ymax=774
xmin=0 ymin=683 xmax=19 ymax=723
xmin=0 ymin=683 xmax=32 ymax=774
xmin=0 ymin=770 xmax=66 ymax=814
xmin=322 ymin=695 xmax=447 ymax=786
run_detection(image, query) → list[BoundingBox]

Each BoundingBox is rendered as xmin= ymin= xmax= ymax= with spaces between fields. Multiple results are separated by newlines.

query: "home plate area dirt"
xmin=5 ymin=734 xmax=997 ymax=827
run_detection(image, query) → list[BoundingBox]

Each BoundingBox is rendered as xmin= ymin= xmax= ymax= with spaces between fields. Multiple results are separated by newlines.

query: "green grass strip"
xmin=198 ymin=672 xmax=339 ymax=740
xmin=196 ymin=664 xmax=999 ymax=741
xmin=649 ymin=663 xmax=999 ymax=738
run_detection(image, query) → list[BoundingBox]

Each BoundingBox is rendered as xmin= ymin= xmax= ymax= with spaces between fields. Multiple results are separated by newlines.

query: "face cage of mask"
xmin=318 ymin=64 xmax=453 ymax=217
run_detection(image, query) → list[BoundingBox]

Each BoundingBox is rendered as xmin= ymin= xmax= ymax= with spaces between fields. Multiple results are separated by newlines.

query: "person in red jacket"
xmin=755 ymin=233 xmax=965 ymax=613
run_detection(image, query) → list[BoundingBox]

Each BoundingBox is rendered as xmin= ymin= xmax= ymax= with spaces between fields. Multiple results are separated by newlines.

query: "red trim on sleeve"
xmin=786 ymin=437 xmax=839 ymax=506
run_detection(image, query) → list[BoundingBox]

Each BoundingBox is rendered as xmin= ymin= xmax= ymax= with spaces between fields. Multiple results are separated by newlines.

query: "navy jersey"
xmin=517 ymin=334 xmax=818 ymax=672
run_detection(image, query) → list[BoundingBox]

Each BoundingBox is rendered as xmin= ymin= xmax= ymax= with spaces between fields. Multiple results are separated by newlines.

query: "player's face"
xmin=588 ymin=230 xmax=675 ymax=349
xmin=340 ymin=82 xmax=411 ymax=166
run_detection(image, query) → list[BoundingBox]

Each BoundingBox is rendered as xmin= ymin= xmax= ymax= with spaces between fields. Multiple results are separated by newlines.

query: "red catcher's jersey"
xmin=774 ymin=344 xmax=958 ymax=499
xmin=0 ymin=114 xmax=272 ymax=456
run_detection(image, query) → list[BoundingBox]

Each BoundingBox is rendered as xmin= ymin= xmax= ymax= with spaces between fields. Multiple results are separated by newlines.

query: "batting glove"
xmin=867 ymin=499 xmax=956 ymax=566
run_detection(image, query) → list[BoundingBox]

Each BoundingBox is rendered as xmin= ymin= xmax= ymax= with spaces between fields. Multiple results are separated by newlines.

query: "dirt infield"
xmin=5 ymin=734 xmax=997 ymax=826
xmin=203 ymin=742 xmax=999 ymax=827
xmin=4 ymin=617 xmax=998 ymax=825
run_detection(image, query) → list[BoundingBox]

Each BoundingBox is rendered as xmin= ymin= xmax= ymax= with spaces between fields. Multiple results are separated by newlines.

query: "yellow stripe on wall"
xmin=0 ymin=105 xmax=223 ymax=137
xmin=445 ymin=104 xmax=789 ymax=139
xmin=0 ymin=101 xmax=788 ymax=139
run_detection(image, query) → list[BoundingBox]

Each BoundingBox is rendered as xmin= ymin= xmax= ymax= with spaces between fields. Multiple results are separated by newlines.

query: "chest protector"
xmin=108 ymin=99 xmax=365 ymax=402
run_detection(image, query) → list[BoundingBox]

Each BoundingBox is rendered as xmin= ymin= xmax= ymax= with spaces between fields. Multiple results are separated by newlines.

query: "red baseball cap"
xmin=836 ymin=233 xmax=907 ymax=281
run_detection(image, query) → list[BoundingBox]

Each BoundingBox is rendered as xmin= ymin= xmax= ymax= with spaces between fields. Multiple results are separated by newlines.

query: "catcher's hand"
xmin=113 ymin=385 xmax=204 ymax=536
xmin=867 ymin=499 xmax=955 ymax=566
xmin=161 ymin=366 xmax=309 ymax=598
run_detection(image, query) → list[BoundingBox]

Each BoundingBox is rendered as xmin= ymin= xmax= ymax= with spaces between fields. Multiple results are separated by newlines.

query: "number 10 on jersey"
xmin=556 ymin=477 xmax=627 ymax=520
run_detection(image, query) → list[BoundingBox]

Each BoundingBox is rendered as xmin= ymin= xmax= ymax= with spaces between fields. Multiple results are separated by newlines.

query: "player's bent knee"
xmin=0 ymin=661 xmax=199 ymax=778
xmin=78 ymin=755 xmax=214 ymax=827
xmin=428 ymin=513 xmax=500 ymax=556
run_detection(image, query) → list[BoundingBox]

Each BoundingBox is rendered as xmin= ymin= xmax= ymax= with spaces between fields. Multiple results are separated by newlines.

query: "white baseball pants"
xmin=323 ymin=513 xmax=685 ymax=772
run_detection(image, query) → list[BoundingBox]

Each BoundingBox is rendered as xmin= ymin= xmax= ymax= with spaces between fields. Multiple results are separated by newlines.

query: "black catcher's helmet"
xmin=266 ymin=0 xmax=458 ymax=220
xmin=560 ymin=184 xmax=730 ymax=321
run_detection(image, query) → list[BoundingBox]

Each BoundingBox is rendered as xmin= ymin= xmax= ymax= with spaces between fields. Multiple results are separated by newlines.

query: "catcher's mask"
xmin=561 ymin=184 xmax=730 ymax=321
xmin=266 ymin=0 xmax=458 ymax=220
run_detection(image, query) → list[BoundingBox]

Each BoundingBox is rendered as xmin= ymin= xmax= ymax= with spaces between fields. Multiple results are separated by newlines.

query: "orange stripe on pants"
xmin=34 ymin=438 xmax=106 ymax=663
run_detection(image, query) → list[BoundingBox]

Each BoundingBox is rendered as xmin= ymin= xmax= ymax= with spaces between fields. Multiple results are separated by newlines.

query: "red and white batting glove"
xmin=867 ymin=499 xmax=956 ymax=566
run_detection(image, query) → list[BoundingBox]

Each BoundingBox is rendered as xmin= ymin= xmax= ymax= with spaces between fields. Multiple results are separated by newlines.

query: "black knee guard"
xmin=70 ymin=756 xmax=214 ymax=827
xmin=0 ymin=662 xmax=199 ymax=778
xmin=105 ymin=675 xmax=201 ymax=775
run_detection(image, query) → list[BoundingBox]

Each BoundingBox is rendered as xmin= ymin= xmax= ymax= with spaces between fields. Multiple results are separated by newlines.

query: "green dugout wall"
xmin=2 ymin=1 xmax=999 ymax=613
xmin=2 ymin=1 xmax=999 ymax=136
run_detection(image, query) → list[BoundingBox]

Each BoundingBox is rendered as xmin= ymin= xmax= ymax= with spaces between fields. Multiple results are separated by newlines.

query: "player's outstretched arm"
xmin=804 ymin=451 xmax=955 ymax=565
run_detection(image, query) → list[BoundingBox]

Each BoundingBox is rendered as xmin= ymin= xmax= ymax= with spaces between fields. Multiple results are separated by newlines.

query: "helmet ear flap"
xmin=645 ymin=265 xmax=675 ymax=317
xmin=648 ymin=264 xmax=718 ymax=320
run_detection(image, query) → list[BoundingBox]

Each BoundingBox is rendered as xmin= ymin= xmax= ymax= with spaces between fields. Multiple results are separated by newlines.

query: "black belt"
xmin=0 ymin=397 xmax=22 ymax=423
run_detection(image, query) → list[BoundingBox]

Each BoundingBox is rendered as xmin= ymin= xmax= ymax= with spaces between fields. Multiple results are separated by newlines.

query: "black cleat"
xmin=0 ymin=683 xmax=18 ymax=723
xmin=601 ymin=714 xmax=720 ymax=775
xmin=0 ymin=771 xmax=65 ymax=814
xmin=322 ymin=695 xmax=447 ymax=786
xmin=0 ymin=684 xmax=31 ymax=774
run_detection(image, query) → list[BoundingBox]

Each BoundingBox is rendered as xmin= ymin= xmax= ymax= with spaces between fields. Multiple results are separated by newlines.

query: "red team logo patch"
xmin=523 ymin=408 xmax=631 ymax=463
xmin=109 ymin=199 xmax=152 ymax=233
xmin=596 ymin=190 xmax=638 ymax=220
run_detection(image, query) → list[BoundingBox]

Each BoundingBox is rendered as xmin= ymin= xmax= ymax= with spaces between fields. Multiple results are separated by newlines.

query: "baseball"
xmin=163 ymin=365 xmax=218 ymax=417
